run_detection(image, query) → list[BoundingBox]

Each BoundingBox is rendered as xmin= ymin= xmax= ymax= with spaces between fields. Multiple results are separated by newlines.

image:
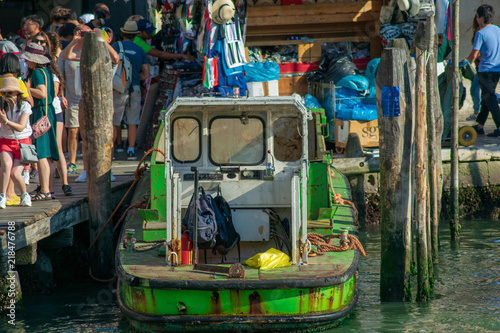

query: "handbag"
xmin=32 ymin=69 xmax=51 ymax=139
xmin=12 ymin=131 xmax=38 ymax=164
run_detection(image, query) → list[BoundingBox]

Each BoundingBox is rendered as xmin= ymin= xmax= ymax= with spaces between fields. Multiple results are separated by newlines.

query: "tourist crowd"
xmin=0 ymin=3 xmax=193 ymax=209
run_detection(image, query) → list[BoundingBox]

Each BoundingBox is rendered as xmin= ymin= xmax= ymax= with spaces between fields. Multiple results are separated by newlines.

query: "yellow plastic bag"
xmin=242 ymin=248 xmax=292 ymax=269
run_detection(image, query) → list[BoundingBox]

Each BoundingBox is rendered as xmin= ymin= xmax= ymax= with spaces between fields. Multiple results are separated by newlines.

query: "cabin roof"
xmin=165 ymin=96 xmax=309 ymax=117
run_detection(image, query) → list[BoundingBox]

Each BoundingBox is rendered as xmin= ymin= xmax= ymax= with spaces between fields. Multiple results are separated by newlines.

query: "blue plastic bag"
xmin=335 ymin=87 xmax=378 ymax=121
xmin=244 ymin=61 xmax=280 ymax=82
xmin=365 ymin=58 xmax=381 ymax=87
xmin=304 ymin=94 xmax=322 ymax=109
xmin=336 ymin=75 xmax=370 ymax=92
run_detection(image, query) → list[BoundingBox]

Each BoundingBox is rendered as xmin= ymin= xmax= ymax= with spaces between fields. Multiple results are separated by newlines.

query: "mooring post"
xmin=414 ymin=21 xmax=431 ymax=302
xmin=377 ymin=47 xmax=413 ymax=302
xmin=450 ymin=0 xmax=460 ymax=241
xmin=345 ymin=133 xmax=366 ymax=230
xmin=80 ymin=32 xmax=114 ymax=279
xmin=425 ymin=17 xmax=441 ymax=264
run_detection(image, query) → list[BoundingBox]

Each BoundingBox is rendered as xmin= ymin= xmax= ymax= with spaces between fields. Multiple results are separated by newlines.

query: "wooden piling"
xmin=414 ymin=23 xmax=430 ymax=301
xmin=80 ymin=32 xmax=114 ymax=279
xmin=377 ymin=47 xmax=413 ymax=302
xmin=345 ymin=133 xmax=366 ymax=230
xmin=426 ymin=17 xmax=441 ymax=263
xmin=450 ymin=0 xmax=460 ymax=241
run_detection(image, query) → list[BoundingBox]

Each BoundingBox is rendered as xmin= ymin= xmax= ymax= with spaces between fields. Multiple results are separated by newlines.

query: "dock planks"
xmin=0 ymin=159 xmax=143 ymax=274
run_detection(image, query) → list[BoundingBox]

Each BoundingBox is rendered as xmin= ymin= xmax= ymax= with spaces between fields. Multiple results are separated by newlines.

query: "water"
xmin=1 ymin=220 xmax=499 ymax=333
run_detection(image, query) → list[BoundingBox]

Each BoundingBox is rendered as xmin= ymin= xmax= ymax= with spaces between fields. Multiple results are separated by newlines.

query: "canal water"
xmin=1 ymin=219 xmax=499 ymax=332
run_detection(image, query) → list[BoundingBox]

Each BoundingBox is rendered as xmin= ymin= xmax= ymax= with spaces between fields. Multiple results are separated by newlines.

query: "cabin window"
xmin=273 ymin=116 xmax=303 ymax=162
xmin=172 ymin=117 xmax=201 ymax=163
xmin=209 ymin=117 xmax=265 ymax=165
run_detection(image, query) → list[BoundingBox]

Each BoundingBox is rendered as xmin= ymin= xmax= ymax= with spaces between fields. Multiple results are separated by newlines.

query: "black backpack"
xmin=213 ymin=187 xmax=241 ymax=259
xmin=182 ymin=187 xmax=218 ymax=249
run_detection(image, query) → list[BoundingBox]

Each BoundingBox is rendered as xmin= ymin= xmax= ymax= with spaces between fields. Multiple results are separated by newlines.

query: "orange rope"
xmin=88 ymin=148 xmax=165 ymax=251
xmin=307 ymin=232 xmax=366 ymax=256
xmin=333 ymin=193 xmax=355 ymax=207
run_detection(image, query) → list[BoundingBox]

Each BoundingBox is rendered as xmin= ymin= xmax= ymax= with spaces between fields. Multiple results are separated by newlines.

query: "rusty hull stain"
xmin=131 ymin=288 xmax=147 ymax=313
xmin=150 ymin=289 xmax=158 ymax=314
xmin=299 ymin=290 xmax=304 ymax=314
xmin=229 ymin=289 xmax=242 ymax=314
xmin=308 ymin=288 xmax=320 ymax=312
xmin=211 ymin=291 xmax=221 ymax=314
xmin=249 ymin=291 xmax=262 ymax=314
xmin=328 ymin=288 xmax=335 ymax=310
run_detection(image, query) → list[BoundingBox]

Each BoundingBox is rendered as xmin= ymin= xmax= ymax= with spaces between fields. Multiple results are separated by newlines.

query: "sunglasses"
xmin=33 ymin=39 xmax=46 ymax=45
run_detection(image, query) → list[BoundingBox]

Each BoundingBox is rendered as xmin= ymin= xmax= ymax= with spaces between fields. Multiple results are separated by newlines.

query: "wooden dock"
xmin=0 ymin=158 xmax=142 ymax=274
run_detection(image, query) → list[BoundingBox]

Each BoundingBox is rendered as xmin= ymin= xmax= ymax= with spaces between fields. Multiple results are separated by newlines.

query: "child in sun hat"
xmin=0 ymin=77 xmax=33 ymax=208
xmin=0 ymin=52 xmax=33 ymax=205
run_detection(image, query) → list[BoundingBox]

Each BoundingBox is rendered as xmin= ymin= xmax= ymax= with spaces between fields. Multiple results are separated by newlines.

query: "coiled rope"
xmin=307 ymin=232 xmax=366 ymax=257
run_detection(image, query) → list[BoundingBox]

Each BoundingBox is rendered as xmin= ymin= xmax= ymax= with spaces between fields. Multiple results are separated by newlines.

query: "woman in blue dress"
xmin=20 ymin=42 xmax=59 ymax=200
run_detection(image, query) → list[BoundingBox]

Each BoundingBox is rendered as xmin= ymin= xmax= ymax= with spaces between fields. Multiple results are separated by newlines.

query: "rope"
xmin=133 ymin=241 xmax=164 ymax=252
xmin=333 ymin=193 xmax=355 ymax=207
xmin=307 ymin=232 xmax=366 ymax=257
xmin=89 ymin=266 xmax=116 ymax=283
xmin=88 ymin=148 xmax=165 ymax=251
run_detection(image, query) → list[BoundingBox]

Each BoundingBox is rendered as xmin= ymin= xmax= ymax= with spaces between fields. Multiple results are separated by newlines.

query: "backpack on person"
xmin=112 ymin=41 xmax=132 ymax=93
xmin=182 ymin=187 xmax=218 ymax=249
xmin=213 ymin=187 xmax=241 ymax=259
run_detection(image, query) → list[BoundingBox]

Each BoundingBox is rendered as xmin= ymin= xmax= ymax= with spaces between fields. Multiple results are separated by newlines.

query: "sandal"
xmin=62 ymin=184 xmax=73 ymax=196
xmin=50 ymin=192 xmax=56 ymax=200
xmin=33 ymin=192 xmax=53 ymax=201
xmin=30 ymin=185 xmax=41 ymax=197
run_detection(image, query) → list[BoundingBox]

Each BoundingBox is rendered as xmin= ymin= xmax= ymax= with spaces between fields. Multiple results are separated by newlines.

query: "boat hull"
xmin=117 ymin=273 xmax=358 ymax=332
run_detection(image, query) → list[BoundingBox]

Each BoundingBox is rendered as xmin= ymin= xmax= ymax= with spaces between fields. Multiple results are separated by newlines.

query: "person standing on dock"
xmin=111 ymin=21 xmax=149 ymax=161
xmin=468 ymin=4 xmax=500 ymax=137
xmin=0 ymin=77 xmax=33 ymax=208
xmin=20 ymin=43 xmax=59 ymax=201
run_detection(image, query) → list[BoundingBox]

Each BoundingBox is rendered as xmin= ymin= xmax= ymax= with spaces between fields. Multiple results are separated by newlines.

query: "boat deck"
xmin=118 ymin=167 xmax=358 ymax=282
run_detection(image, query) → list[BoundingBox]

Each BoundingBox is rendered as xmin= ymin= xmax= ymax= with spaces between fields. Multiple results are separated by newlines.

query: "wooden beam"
xmin=246 ymin=22 xmax=380 ymax=37
xmin=246 ymin=1 xmax=382 ymax=26
xmin=245 ymin=36 xmax=372 ymax=47
xmin=16 ymin=243 xmax=37 ymax=265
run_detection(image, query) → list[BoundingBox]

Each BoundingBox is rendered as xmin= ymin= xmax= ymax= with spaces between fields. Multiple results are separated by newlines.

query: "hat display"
xmin=0 ymin=77 xmax=24 ymax=94
xmin=19 ymin=42 xmax=51 ymax=65
xmin=137 ymin=19 xmax=155 ymax=34
xmin=212 ymin=0 xmax=236 ymax=25
xmin=120 ymin=20 xmax=140 ymax=34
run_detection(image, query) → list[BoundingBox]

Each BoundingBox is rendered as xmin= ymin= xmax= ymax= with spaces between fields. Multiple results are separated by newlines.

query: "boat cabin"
xmin=148 ymin=96 xmax=311 ymax=265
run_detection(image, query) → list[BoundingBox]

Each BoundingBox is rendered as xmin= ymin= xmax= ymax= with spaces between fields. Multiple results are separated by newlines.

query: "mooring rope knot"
xmin=307 ymin=232 xmax=366 ymax=257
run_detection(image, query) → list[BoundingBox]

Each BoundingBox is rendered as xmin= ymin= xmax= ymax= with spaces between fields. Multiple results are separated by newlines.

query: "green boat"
xmin=116 ymin=96 xmax=363 ymax=332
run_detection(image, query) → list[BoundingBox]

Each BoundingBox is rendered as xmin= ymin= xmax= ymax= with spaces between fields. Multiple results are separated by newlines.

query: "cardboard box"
xmin=278 ymin=74 xmax=308 ymax=96
xmin=335 ymin=118 xmax=379 ymax=149
xmin=247 ymin=80 xmax=279 ymax=97
xmin=298 ymin=43 xmax=322 ymax=63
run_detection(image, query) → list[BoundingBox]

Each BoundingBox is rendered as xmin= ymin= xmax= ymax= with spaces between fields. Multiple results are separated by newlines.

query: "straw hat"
xmin=120 ymin=20 xmax=139 ymax=34
xmin=0 ymin=77 xmax=24 ymax=94
xmin=212 ymin=0 xmax=236 ymax=25
xmin=19 ymin=42 xmax=51 ymax=64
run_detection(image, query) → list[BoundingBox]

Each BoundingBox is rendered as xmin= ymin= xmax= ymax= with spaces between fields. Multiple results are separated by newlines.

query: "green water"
xmin=1 ymin=220 xmax=499 ymax=332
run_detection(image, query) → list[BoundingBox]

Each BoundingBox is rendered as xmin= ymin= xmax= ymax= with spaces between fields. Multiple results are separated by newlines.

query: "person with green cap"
xmin=133 ymin=18 xmax=195 ymax=62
